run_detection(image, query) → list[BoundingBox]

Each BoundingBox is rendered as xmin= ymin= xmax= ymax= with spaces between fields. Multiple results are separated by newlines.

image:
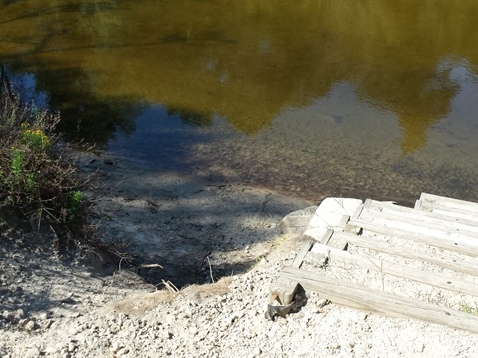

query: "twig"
xmin=261 ymin=192 xmax=272 ymax=212
xmin=207 ymin=256 xmax=215 ymax=283
xmin=138 ymin=263 xmax=164 ymax=269
xmin=162 ymin=279 xmax=179 ymax=292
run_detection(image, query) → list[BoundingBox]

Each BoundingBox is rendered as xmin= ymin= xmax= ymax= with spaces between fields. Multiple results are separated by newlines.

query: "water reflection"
xmin=1 ymin=0 xmax=478 ymax=201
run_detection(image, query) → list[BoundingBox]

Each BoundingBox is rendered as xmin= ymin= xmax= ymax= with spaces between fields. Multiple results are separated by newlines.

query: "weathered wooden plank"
xmin=279 ymin=266 xmax=478 ymax=333
xmin=306 ymin=229 xmax=334 ymax=267
xmin=420 ymin=205 xmax=478 ymax=222
xmin=336 ymin=215 xmax=351 ymax=231
xmin=309 ymin=243 xmax=478 ymax=297
xmin=414 ymin=199 xmax=424 ymax=211
xmin=420 ymin=193 xmax=478 ymax=213
xmin=333 ymin=231 xmax=478 ymax=277
xmin=372 ymin=199 xmax=478 ymax=225
xmin=319 ymin=229 xmax=334 ymax=245
xmin=270 ymin=240 xmax=314 ymax=305
xmin=269 ymin=277 xmax=298 ymax=305
xmin=351 ymin=203 xmax=365 ymax=220
xmin=363 ymin=200 xmax=478 ymax=234
xmin=363 ymin=198 xmax=373 ymax=210
xmin=292 ymin=241 xmax=314 ymax=268
xmin=415 ymin=200 xmax=478 ymax=225
xmin=358 ymin=212 xmax=478 ymax=240
xmin=348 ymin=218 xmax=478 ymax=257
xmin=323 ymin=222 xmax=349 ymax=250
xmin=353 ymin=212 xmax=478 ymax=245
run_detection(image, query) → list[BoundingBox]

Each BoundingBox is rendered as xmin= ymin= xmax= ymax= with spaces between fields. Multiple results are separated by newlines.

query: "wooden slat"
xmin=414 ymin=199 xmax=424 ymax=210
xmin=270 ymin=240 xmax=314 ymax=305
xmin=333 ymin=231 xmax=478 ymax=276
xmin=279 ymin=267 xmax=478 ymax=333
xmin=417 ymin=194 xmax=478 ymax=221
xmin=372 ymin=199 xmax=478 ymax=228
xmin=336 ymin=215 xmax=351 ymax=230
xmin=353 ymin=213 xmax=478 ymax=244
xmin=291 ymin=241 xmax=314 ymax=268
xmin=358 ymin=213 xmax=478 ymax=241
xmin=348 ymin=218 xmax=478 ymax=257
xmin=351 ymin=203 xmax=365 ymax=220
xmin=363 ymin=200 xmax=478 ymax=234
xmin=309 ymin=243 xmax=478 ymax=297
xmin=319 ymin=229 xmax=334 ymax=245
xmin=420 ymin=205 xmax=478 ymax=222
xmin=420 ymin=193 xmax=478 ymax=213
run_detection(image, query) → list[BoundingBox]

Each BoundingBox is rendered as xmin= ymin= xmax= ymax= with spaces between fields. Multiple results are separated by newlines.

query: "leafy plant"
xmin=0 ymin=66 xmax=86 ymax=233
xmin=69 ymin=190 xmax=83 ymax=221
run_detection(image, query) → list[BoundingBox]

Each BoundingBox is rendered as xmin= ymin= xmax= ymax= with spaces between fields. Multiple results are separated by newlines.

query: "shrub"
xmin=0 ymin=66 xmax=86 ymax=233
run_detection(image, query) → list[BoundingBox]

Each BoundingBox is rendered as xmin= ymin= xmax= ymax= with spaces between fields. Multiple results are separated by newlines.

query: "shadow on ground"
xmin=80 ymin=152 xmax=313 ymax=288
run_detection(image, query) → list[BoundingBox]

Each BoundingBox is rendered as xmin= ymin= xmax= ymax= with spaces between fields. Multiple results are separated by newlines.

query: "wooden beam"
xmin=332 ymin=231 xmax=478 ymax=277
xmin=420 ymin=193 xmax=478 ymax=213
xmin=362 ymin=200 xmax=478 ymax=235
xmin=309 ymin=243 xmax=478 ymax=297
xmin=371 ymin=199 xmax=478 ymax=228
xmin=319 ymin=229 xmax=334 ymax=245
xmin=270 ymin=241 xmax=313 ymax=305
xmin=358 ymin=213 xmax=478 ymax=240
xmin=279 ymin=266 xmax=478 ymax=333
xmin=349 ymin=219 xmax=478 ymax=257
xmin=292 ymin=241 xmax=314 ymax=268
xmin=351 ymin=202 xmax=365 ymax=220
xmin=420 ymin=205 xmax=478 ymax=222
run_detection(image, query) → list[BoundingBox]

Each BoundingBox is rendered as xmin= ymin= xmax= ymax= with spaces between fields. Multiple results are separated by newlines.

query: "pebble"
xmin=24 ymin=347 xmax=41 ymax=358
xmin=3 ymin=228 xmax=478 ymax=358
xmin=24 ymin=320 xmax=36 ymax=331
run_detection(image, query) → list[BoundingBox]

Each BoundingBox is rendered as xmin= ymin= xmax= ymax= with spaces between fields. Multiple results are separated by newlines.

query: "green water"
xmin=1 ymin=0 xmax=477 ymax=204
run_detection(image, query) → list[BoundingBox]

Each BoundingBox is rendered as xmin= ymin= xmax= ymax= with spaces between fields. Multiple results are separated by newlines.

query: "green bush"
xmin=0 ymin=67 xmax=85 ymax=232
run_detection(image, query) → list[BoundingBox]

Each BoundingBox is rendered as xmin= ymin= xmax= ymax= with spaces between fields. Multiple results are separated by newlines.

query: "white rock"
xmin=305 ymin=198 xmax=363 ymax=240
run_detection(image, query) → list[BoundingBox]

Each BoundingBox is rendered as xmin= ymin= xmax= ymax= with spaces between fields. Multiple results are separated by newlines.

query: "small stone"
xmin=24 ymin=347 xmax=41 ymax=358
xmin=42 ymin=319 xmax=53 ymax=330
xmin=414 ymin=342 xmax=425 ymax=353
xmin=117 ymin=347 xmax=130 ymax=355
xmin=14 ymin=308 xmax=25 ymax=320
xmin=24 ymin=320 xmax=36 ymax=331
xmin=111 ymin=342 xmax=121 ymax=353
xmin=69 ymin=326 xmax=80 ymax=335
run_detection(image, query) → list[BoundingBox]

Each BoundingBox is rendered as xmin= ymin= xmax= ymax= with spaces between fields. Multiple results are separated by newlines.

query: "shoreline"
xmin=75 ymin=149 xmax=314 ymax=287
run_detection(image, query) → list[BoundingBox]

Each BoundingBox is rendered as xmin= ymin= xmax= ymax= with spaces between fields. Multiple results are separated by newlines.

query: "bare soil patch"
xmin=76 ymin=150 xmax=313 ymax=288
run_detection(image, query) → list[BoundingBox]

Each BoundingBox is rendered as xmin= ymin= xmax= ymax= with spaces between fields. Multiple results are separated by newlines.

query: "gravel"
xmin=2 ymin=230 xmax=478 ymax=358
xmin=2 ymin=153 xmax=478 ymax=357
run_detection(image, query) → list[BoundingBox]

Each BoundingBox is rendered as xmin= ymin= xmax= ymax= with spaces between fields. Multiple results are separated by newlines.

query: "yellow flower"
xmin=22 ymin=128 xmax=51 ymax=150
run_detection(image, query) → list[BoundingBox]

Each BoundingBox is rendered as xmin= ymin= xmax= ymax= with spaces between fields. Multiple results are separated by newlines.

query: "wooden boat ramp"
xmin=272 ymin=193 xmax=478 ymax=333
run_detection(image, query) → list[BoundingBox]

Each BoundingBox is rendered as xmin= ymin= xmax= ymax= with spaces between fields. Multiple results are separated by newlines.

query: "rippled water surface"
xmin=1 ymin=0 xmax=478 ymax=204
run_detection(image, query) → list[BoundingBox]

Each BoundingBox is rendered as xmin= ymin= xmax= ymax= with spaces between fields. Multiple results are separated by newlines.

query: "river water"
xmin=1 ymin=0 xmax=478 ymax=204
